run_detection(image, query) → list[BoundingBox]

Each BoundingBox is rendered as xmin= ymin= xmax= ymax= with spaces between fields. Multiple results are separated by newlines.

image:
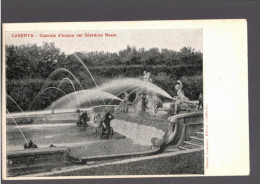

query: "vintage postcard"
xmin=1 ymin=20 xmax=249 ymax=179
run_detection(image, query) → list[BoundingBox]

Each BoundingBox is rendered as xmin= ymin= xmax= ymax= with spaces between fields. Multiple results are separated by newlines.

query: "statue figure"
xmin=146 ymin=92 xmax=162 ymax=115
xmin=143 ymin=71 xmax=152 ymax=82
xmin=146 ymin=93 xmax=154 ymax=115
xmin=77 ymin=110 xmax=90 ymax=127
xmin=132 ymin=90 xmax=142 ymax=113
xmin=100 ymin=112 xmax=114 ymax=138
xmin=119 ymin=91 xmax=130 ymax=112
xmin=24 ymin=140 xmax=38 ymax=149
xmin=140 ymin=93 xmax=148 ymax=114
xmin=173 ymin=80 xmax=189 ymax=114
xmin=132 ymin=86 xmax=163 ymax=115
xmin=94 ymin=113 xmax=104 ymax=137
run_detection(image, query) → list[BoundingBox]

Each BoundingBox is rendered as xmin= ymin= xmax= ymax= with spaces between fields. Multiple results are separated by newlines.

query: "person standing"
xmin=198 ymin=92 xmax=203 ymax=109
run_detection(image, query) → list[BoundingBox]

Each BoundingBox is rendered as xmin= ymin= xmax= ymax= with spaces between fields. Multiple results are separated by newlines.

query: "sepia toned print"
xmin=2 ymin=20 xmax=249 ymax=179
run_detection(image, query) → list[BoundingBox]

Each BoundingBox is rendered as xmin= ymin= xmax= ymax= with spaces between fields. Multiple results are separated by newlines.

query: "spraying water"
xmin=50 ymin=89 xmax=123 ymax=110
xmin=6 ymin=109 xmax=28 ymax=144
xmin=29 ymin=87 xmax=78 ymax=110
xmin=100 ymin=78 xmax=173 ymax=100
xmin=56 ymin=78 xmax=81 ymax=108
xmin=74 ymin=54 xmax=107 ymax=106
xmin=115 ymin=85 xmax=140 ymax=97
xmin=58 ymin=78 xmax=92 ymax=106
xmin=129 ymin=87 xmax=142 ymax=95
xmin=7 ymin=95 xmax=30 ymax=122
xmin=58 ymin=78 xmax=83 ymax=90
xmin=108 ymin=85 xmax=140 ymax=105
xmin=40 ymin=68 xmax=84 ymax=92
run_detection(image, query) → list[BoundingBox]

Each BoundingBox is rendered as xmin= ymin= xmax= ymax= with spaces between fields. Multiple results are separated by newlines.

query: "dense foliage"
xmin=6 ymin=43 xmax=203 ymax=112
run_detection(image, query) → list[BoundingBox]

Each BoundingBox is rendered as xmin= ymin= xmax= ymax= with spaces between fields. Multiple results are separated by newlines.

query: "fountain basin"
xmin=6 ymin=104 xmax=203 ymax=177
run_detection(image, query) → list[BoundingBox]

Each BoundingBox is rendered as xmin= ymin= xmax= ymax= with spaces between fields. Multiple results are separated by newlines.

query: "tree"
xmin=6 ymin=42 xmax=66 ymax=79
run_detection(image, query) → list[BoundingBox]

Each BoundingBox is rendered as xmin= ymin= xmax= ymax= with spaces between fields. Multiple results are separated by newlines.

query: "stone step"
xmin=164 ymin=148 xmax=179 ymax=152
xmin=190 ymin=136 xmax=204 ymax=145
xmin=178 ymin=146 xmax=189 ymax=150
xmin=182 ymin=144 xmax=198 ymax=149
xmin=184 ymin=141 xmax=202 ymax=148
xmin=195 ymin=132 xmax=204 ymax=139
xmin=201 ymin=127 xmax=204 ymax=131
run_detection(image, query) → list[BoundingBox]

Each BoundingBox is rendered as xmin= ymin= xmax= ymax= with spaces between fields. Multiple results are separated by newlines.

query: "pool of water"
xmin=6 ymin=123 xmax=151 ymax=157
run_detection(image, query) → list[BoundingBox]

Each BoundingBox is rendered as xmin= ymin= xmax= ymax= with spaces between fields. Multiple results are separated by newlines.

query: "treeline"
xmin=6 ymin=43 xmax=202 ymax=80
xmin=5 ymin=43 xmax=203 ymax=111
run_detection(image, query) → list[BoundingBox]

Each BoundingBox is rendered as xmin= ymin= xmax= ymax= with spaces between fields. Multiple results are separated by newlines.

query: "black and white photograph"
xmin=1 ymin=20 xmax=249 ymax=179
xmin=4 ymin=27 xmax=204 ymax=177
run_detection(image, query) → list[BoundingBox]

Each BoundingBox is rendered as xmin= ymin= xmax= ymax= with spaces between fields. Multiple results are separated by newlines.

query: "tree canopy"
xmin=6 ymin=43 xmax=202 ymax=80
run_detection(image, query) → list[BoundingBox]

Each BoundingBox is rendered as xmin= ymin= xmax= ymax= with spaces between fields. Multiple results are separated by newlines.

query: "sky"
xmin=5 ymin=29 xmax=203 ymax=54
